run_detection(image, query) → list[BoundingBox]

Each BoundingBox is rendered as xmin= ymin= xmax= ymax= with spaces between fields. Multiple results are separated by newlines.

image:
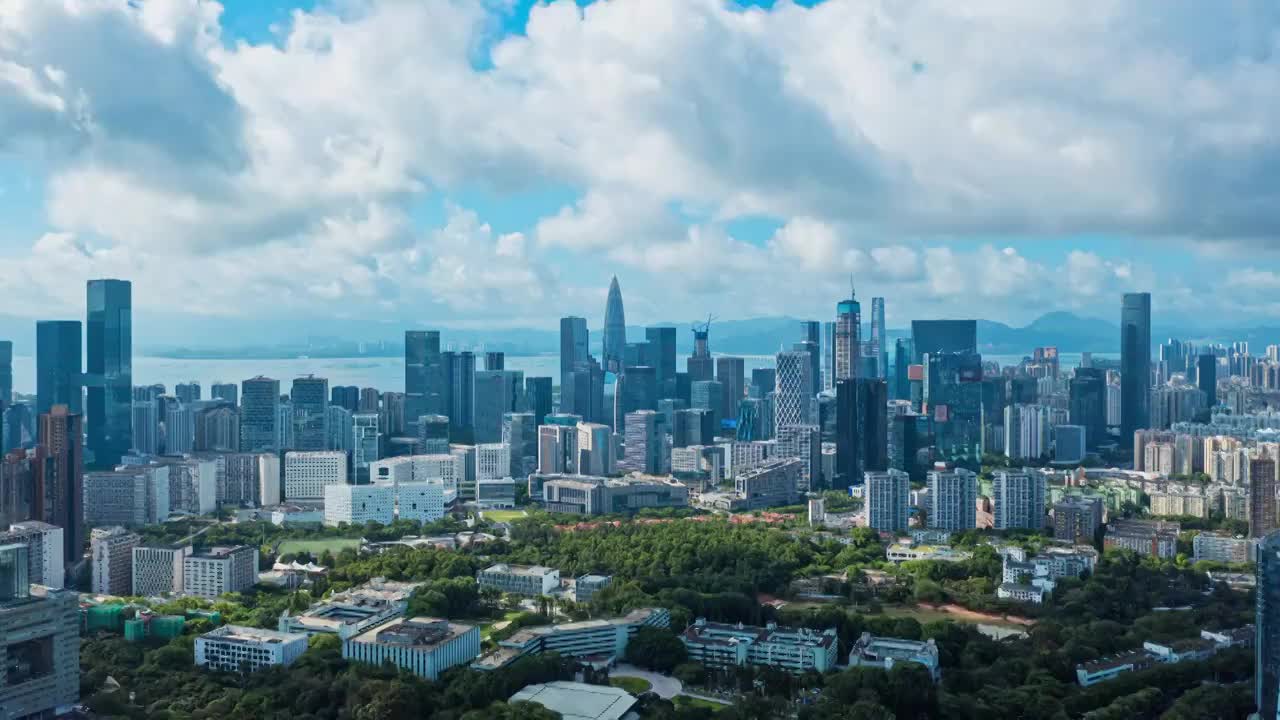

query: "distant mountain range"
xmin=3 ymin=310 xmax=1277 ymax=359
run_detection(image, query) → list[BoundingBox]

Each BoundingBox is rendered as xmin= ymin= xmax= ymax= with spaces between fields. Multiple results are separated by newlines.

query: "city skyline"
xmin=2 ymin=1 xmax=1280 ymax=341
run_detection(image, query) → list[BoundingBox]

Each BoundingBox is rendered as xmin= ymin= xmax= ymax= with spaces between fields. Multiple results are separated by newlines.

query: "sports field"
xmin=277 ymin=538 xmax=362 ymax=556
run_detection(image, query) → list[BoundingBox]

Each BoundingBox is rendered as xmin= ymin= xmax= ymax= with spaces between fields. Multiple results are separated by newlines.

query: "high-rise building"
xmin=690 ymin=380 xmax=724 ymax=435
xmin=474 ymin=370 xmax=519 ymax=443
xmin=131 ymin=401 xmax=160 ymax=455
xmin=353 ymin=413 xmax=381 ymax=479
xmin=194 ymin=404 xmax=239 ymax=452
xmin=672 ymin=409 xmax=714 ymax=448
xmin=211 ymin=382 xmax=238 ymax=405
xmin=484 ymin=351 xmax=505 ymax=371
xmin=621 ymin=410 xmax=667 ymax=475
xmin=716 ymin=357 xmax=745 ymax=429
xmin=927 ymin=465 xmax=977 ymax=530
xmin=441 ymin=351 xmax=475 ymax=438
xmin=562 ymin=357 xmax=605 ymax=425
xmin=865 ymin=469 xmax=909 ymax=533
xmin=1251 ymin=458 xmax=1278 ymax=539
xmin=405 ymin=330 xmax=442 ymax=421
xmin=992 ymin=470 xmax=1045 ymax=530
xmin=36 ymin=405 xmax=84 ymax=565
xmin=603 ymin=276 xmax=627 ymax=374
xmin=576 ymin=423 xmax=614 ymax=476
xmin=910 ymin=320 xmax=977 ymax=363
xmin=525 ymin=377 xmax=553 ymax=425
xmin=836 ymin=378 xmax=888 ymax=487
xmin=870 ymin=297 xmax=887 ymax=379
xmin=0 ymin=339 xmax=12 ymax=406
xmin=0 ymin=544 xmax=80 ymax=717
xmin=615 ymin=366 xmax=657 ymax=431
xmin=1196 ymin=354 xmax=1217 ymax=408
xmin=775 ymin=351 xmax=814 ymax=430
xmin=1120 ymin=293 xmax=1152 ymax=450
xmin=687 ymin=327 xmax=714 ymax=384
xmin=36 ymin=320 xmax=82 ymax=416
xmin=164 ymin=401 xmax=195 ymax=455
xmin=502 ymin=412 xmax=538 ymax=479
xmin=923 ymin=352 xmax=985 ymax=462
xmin=330 ymin=385 xmax=359 ymax=413
xmin=1256 ymin=532 xmax=1280 ymax=719
xmin=645 ymin=327 xmax=678 ymax=399
xmin=0 ymin=451 xmax=35 ymax=527
xmin=416 ymin=414 xmax=449 ymax=454
xmin=359 ymin=387 xmax=380 ymax=414
xmin=560 ymin=317 xmax=589 ymax=378
xmin=892 ymin=338 xmax=914 ymax=401
xmin=240 ymin=377 xmax=280 ymax=452
xmin=750 ymin=368 xmax=776 ymax=400
xmin=85 ymin=279 xmax=132 ymax=467
xmin=1053 ymin=497 xmax=1104 ymax=543
xmin=1004 ymin=404 xmax=1059 ymax=461
xmin=835 ymin=292 xmax=861 ymax=381
xmin=184 ymin=545 xmax=258 ymax=598
xmin=1068 ymin=368 xmax=1107 ymax=449
xmin=90 ymin=526 xmax=139 ymax=596
xmin=291 ymin=375 xmax=329 ymax=451
xmin=537 ymin=424 xmax=578 ymax=475
xmin=175 ymin=382 xmax=201 ymax=404
xmin=284 ymin=451 xmax=349 ymax=501
xmin=777 ymin=424 xmax=820 ymax=492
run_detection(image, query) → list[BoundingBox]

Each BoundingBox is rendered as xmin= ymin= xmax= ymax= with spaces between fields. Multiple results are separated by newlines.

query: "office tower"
xmin=644 ymin=327 xmax=678 ymax=399
xmin=90 ymin=526 xmax=139 ymax=596
xmin=892 ymin=338 xmax=913 ymax=401
xmin=777 ymin=424 xmax=820 ymax=491
xmin=691 ymin=380 xmax=724 ymax=435
xmin=0 ymin=544 xmax=80 ymax=717
xmin=672 ymin=409 xmax=714 ymax=449
xmin=616 ymin=366 xmax=658 ymax=431
xmin=289 ymin=375 xmax=329 ymax=451
xmin=1252 ymin=458 xmax=1278 ymax=538
xmin=474 ymin=370 xmax=517 ymax=443
xmin=560 ymin=316 xmax=590 ymax=377
xmin=195 ymin=404 xmax=240 ymax=453
xmin=576 ymin=422 xmax=614 ymax=476
xmin=687 ymin=326 xmax=714 ymax=383
xmin=927 ymin=465 xmax=977 ymax=530
xmin=538 ymin=424 xmax=578 ymax=474
xmin=502 ymin=412 xmax=538 ymax=478
xmin=0 ymin=339 xmax=11 ymax=406
xmin=331 ymin=385 xmax=359 ymax=413
xmin=820 ymin=321 xmax=836 ymax=391
xmin=405 ymin=330 xmax=441 ymax=421
xmin=623 ymin=340 xmax=651 ymax=369
xmin=36 ymin=405 xmax=83 ymax=564
xmin=795 ymin=340 xmax=822 ymax=397
xmin=736 ymin=397 xmax=763 ymax=442
xmin=327 ymin=405 xmax=353 ymax=452
xmin=175 ymin=382 xmax=201 ymax=404
xmin=1055 ymin=425 xmax=1086 ymax=464
xmin=835 ymin=291 xmax=861 ymax=381
xmin=870 ymin=297 xmax=887 ymax=379
xmin=130 ymin=401 xmax=159 ymax=455
xmin=0 ymin=451 xmax=34 ymax=527
xmin=923 ymin=352 xmax=985 ymax=462
xmin=1257 ymin=532 xmax=1280 ymax=719
xmin=35 ymin=320 xmax=82 ymax=416
xmin=1068 ymin=368 xmax=1107 ymax=449
xmin=359 ymin=387 xmax=380 ymax=414
xmin=866 ymin=469 xmax=909 ymax=533
xmin=910 ymin=320 xmax=977 ymax=363
xmin=775 ymin=351 xmax=814 ymax=430
xmin=620 ymin=410 xmax=668 ymax=475
xmin=477 ymin=351 xmax=502 ymax=372
xmin=239 ymin=377 xmax=280 ymax=452
xmin=352 ymin=414 xmax=380 ymax=479
xmin=163 ymin=402 xmax=195 ymax=455
xmin=603 ymin=276 xmax=627 ymax=374
xmin=1192 ymin=353 xmax=1213 ymax=409
xmin=1120 ymin=293 xmax=1152 ymax=448
xmin=86 ymin=279 xmax=132 ymax=466
xmin=525 ymin=377 xmax=553 ymax=425
xmin=211 ymin=382 xmax=238 ymax=405
xmin=750 ymin=368 xmax=776 ymax=400
xmin=716 ymin=357 xmax=745 ymax=427
xmin=416 ymin=414 xmax=450 ymax=454
xmin=562 ymin=357 xmax=605 ymax=425
xmin=379 ymin=391 xmax=407 ymax=443
xmin=836 ymin=378 xmax=888 ymax=486
xmin=992 ymin=470 xmax=1045 ymax=530
xmin=441 ymin=351 xmax=476 ymax=438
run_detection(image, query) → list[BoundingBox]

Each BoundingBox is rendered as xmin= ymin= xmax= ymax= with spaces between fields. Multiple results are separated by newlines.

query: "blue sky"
xmin=1 ymin=0 xmax=1277 ymax=347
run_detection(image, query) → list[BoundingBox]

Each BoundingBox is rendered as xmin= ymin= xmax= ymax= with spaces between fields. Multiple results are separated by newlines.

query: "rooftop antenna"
xmin=850 ymin=274 xmax=856 ymax=300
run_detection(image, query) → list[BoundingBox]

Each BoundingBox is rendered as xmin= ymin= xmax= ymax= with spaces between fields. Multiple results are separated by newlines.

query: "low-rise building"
xmin=477 ymin=564 xmax=560 ymax=597
xmin=279 ymin=578 xmax=421 ymax=640
xmin=184 ymin=545 xmax=259 ymax=598
xmin=324 ymin=483 xmax=395 ymax=527
xmin=848 ymin=632 xmax=942 ymax=681
xmin=680 ymin=618 xmax=838 ymax=674
xmin=195 ymin=625 xmax=308 ymax=672
xmin=473 ymin=608 xmax=670 ymax=671
xmin=1143 ymin=638 xmax=1218 ymax=664
xmin=1076 ymin=651 xmax=1154 ymax=687
xmin=1192 ymin=532 xmax=1252 ymax=564
xmin=284 ymin=451 xmax=349 ymax=501
xmin=997 ymin=582 xmax=1047 ymax=604
xmin=886 ymin=544 xmax=972 ymax=563
xmin=509 ymin=681 xmax=637 ymax=720
xmin=1103 ymin=519 xmax=1180 ymax=558
xmin=475 ymin=477 xmax=517 ymax=509
xmin=343 ymin=617 xmax=480 ymax=680
xmin=394 ymin=482 xmax=446 ymax=524
xmin=540 ymin=474 xmax=690 ymax=515
xmin=574 ymin=574 xmax=612 ymax=603
xmin=733 ymin=459 xmax=802 ymax=510
xmin=132 ymin=544 xmax=192 ymax=596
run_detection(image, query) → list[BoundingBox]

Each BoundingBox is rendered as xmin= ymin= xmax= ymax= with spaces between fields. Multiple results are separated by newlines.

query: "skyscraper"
xmin=1252 ymin=458 xmax=1278 ymax=539
xmin=1192 ymin=351 xmax=1213 ymax=407
xmin=871 ymin=297 xmax=887 ymax=379
xmin=716 ymin=356 xmax=745 ymax=427
xmin=36 ymin=320 xmax=82 ymax=416
xmin=775 ymin=351 xmax=814 ymax=430
xmin=687 ymin=326 xmax=714 ymax=383
xmin=211 ymin=382 xmax=238 ymax=405
xmin=442 ymin=350 xmax=476 ymax=439
xmin=0 ymin=339 xmax=11 ymax=406
xmin=291 ymin=375 xmax=330 ymax=451
xmin=992 ymin=470 xmax=1045 ymax=530
xmin=927 ymin=465 xmax=977 ymax=530
xmin=690 ymin=380 xmax=724 ymax=433
xmin=603 ymin=276 xmax=627 ymax=374
xmin=405 ymin=330 xmax=441 ymax=421
xmin=1069 ymin=368 xmax=1107 ymax=450
xmin=910 ymin=320 xmax=977 ymax=363
xmin=836 ymin=378 xmax=888 ymax=487
xmin=36 ymin=405 xmax=83 ymax=564
xmin=525 ymin=376 xmax=553 ymax=425
xmin=621 ymin=410 xmax=667 ymax=475
xmin=559 ymin=317 xmax=589 ymax=377
xmin=644 ymin=326 xmax=677 ymax=399
xmin=835 ymin=292 xmax=861 ymax=381
xmin=1120 ymin=292 xmax=1152 ymax=449
xmin=85 ymin=279 xmax=132 ymax=466
xmin=239 ymin=377 xmax=280 ymax=452
xmin=1257 ymin=532 xmax=1280 ymax=720
xmin=866 ymin=469 xmax=909 ymax=533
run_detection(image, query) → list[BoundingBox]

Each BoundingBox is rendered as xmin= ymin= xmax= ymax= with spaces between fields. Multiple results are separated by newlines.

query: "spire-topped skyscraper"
xmin=603 ymin=275 xmax=626 ymax=374
xmin=835 ymin=278 xmax=861 ymax=381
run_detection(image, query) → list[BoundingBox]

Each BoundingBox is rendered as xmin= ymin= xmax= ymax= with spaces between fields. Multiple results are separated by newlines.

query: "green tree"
xmin=625 ymin=627 xmax=689 ymax=673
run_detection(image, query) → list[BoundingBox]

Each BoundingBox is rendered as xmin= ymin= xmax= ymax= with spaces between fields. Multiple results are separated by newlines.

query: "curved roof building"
xmin=603 ymin=276 xmax=626 ymax=373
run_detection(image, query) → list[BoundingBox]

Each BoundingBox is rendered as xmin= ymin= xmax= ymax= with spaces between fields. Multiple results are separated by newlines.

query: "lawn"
xmin=483 ymin=509 xmax=528 ymax=523
xmin=277 ymin=538 xmax=363 ymax=556
xmin=675 ymin=696 xmax=729 ymax=712
xmin=610 ymin=677 xmax=653 ymax=695
xmin=478 ymin=610 xmax=527 ymax=640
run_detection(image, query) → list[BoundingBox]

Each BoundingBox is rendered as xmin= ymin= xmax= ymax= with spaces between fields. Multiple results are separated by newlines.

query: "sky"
xmin=1 ymin=0 xmax=1280 ymax=347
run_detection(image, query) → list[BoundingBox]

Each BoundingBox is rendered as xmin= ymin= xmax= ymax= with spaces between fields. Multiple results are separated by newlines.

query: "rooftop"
xmin=482 ymin=563 xmax=557 ymax=577
xmin=683 ymin=619 xmax=836 ymax=650
xmin=350 ymin=617 xmax=474 ymax=649
xmin=509 ymin=681 xmax=637 ymax=720
xmin=1079 ymin=650 xmax=1151 ymax=674
xmin=203 ymin=624 xmax=306 ymax=646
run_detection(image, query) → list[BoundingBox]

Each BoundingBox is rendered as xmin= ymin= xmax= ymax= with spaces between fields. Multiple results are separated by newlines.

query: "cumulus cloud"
xmin=2 ymin=0 xmax=1280 ymax=330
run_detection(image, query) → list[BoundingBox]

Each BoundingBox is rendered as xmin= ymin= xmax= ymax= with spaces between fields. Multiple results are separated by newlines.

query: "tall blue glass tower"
xmin=603 ymin=276 xmax=626 ymax=374
xmin=36 ymin=320 xmax=82 ymax=416
xmin=87 ymin=279 xmax=132 ymax=466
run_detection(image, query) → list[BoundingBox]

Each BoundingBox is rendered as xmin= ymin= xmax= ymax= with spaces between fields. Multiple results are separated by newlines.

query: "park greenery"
xmin=83 ymin=510 xmax=1258 ymax=719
